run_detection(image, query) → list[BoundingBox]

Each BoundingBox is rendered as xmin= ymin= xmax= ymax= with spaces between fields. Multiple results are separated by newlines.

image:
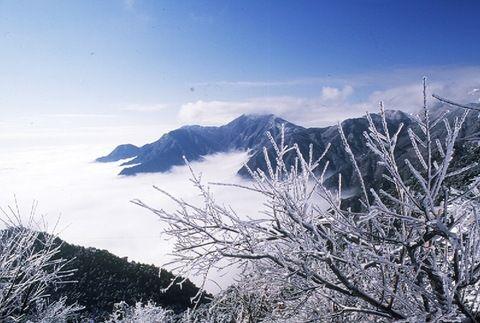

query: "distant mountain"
xmin=96 ymin=114 xmax=303 ymax=176
xmin=96 ymin=144 xmax=140 ymax=163
xmin=98 ymin=107 xmax=480 ymax=193
xmin=96 ymin=111 xmax=414 ymax=191
xmin=49 ymin=237 xmax=207 ymax=320
xmin=240 ymin=110 xmax=416 ymax=191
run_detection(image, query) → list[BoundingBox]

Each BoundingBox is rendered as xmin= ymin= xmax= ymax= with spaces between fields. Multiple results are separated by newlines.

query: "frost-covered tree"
xmin=106 ymin=301 xmax=173 ymax=323
xmin=135 ymin=80 xmax=480 ymax=322
xmin=0 ymin=202 xmax=81 ymax=322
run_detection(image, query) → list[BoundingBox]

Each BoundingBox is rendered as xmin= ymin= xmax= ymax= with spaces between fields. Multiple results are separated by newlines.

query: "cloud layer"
xmin=0 ymin=143 xmax=265 ymax=293
xmin=180 ymin=66 xmax=480 ymax=127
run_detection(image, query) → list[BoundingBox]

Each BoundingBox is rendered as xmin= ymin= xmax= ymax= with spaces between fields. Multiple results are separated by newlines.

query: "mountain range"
xmin=97 ymin=114 xmax=301 ymax=176
xmin=97 ymin=105 xmax=480 ymax=194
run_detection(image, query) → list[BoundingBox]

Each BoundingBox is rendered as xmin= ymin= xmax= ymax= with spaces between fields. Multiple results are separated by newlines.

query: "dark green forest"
xmin=48 ymin=238 xmax=208 ymax=320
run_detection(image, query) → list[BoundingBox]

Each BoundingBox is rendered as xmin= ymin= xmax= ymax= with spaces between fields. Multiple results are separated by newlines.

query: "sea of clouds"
xmin=0 ymin=138 xmax=266 ymax=292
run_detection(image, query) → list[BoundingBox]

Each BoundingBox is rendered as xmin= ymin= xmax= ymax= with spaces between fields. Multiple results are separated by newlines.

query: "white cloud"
xmin=43 ymin=113 xmax=119 ymax=118
xmin=0 ymin=143 xmax=265 ymax=293
xmin=179 ymin=96 xmax=315 ymax=125
xmin=178 ymin=85 xmax=362 ymax=126
xmin=121 ymin=103 xmax=168 ymax=112
xmin=192 ymin=77 xmax=340 ymax=88
xmin=180 ymin=66 xmax=480 ymax=127
xmin=469 ymin=88 xmax=479 ymax=95
xmin=321 ymin=85 xmax=353 ymax=101
xmin=194 ymin=65 xmax=480 ymax=90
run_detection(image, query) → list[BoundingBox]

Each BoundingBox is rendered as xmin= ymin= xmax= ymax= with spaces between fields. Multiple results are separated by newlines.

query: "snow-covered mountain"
xmin=97 ymin=106 xmax=480 ymax=191
xmin=96 ymin=114 xmax=302 ymax=175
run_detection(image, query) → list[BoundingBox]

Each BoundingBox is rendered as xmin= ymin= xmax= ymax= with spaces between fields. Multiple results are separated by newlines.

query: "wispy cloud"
xmin=193 ymin=65 xmax=480 ymax=90
xmin=44 ymin=113 xmax=119 ymax=118
xmin=181 ymin=66 xmax=480 ymax=126
xmin=192 ymin=78 xmax=340 ymax=88
xmin=123 ymin=0 xmax=136 ymax=10
xmin=179 ymin=84 xmax=358 ymax=126
xmin=120 ymin=103 xmax=168 ymax=112
xmin=121 ymin=0 xmax=152 ymax=23
xmin=178 ymin=92 xmax=360 ymax=127
xmin=179 ymin=97 xmax=313 ymax=125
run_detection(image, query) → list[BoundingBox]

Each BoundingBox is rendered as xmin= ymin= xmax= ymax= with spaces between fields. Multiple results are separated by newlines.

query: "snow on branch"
xmin=0 ymin=201 xmax=82 ymax=321
xmin=137 ymin=80 xmax=480 ymax=322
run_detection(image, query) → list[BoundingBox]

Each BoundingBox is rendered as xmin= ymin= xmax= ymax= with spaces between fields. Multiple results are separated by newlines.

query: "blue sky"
xmin=1 ymin=0 xmax=480 ymax=135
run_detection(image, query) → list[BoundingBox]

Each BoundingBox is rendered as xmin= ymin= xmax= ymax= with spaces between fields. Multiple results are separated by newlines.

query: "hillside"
xmin=48 ymin=237 xmax=207 ymax=320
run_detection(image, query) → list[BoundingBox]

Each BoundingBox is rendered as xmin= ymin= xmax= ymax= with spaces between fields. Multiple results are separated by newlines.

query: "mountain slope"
xmin=96 ymin=144 xmax=140 ymax=163
xmin=97 ymin=111 xmax=414 ymax=190
xmin=97 ymin=107 xmax=480 ymax=193
xmin=49 ymin=237 xmax=207 ymax=320
xmin=240 ymin=110 xmax=415 ymax=191
xmin=97 ymin=114 xmax=303 ymax=176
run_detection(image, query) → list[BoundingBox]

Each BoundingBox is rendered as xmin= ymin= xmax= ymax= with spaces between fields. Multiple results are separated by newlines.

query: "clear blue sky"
xmin=1 ymin=0 xmax=479 ymax=129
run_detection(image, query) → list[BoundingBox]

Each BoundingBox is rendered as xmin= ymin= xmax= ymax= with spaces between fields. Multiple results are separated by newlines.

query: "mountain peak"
xmin=230 ymin=113 xmax=277 ymax=123
xmin=97 ymin=112 xmax=305 ymax=175
xmin=177 ymin=114 xmax=280 ymax=130
xmin=226 ymin=113 xmax=296 ymax=129
xmin=239 ymin=113 xmax=276 ymax=119
xmin=383 ymin=109 xmax=412 ymax=121
xmin=97 ymin=109 xmax=442 ymax=178
xmin=96 ymin=144 xmax=140 ymax=163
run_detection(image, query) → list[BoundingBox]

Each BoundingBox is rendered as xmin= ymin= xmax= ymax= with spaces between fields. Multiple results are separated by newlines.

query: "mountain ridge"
xmin=96 ymin=113 xmax=300 ymax=176
xmin=97 ymin=107 xmax=480 ymax=192
xmin=96 ymin=111 xmax=411 ymax=183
